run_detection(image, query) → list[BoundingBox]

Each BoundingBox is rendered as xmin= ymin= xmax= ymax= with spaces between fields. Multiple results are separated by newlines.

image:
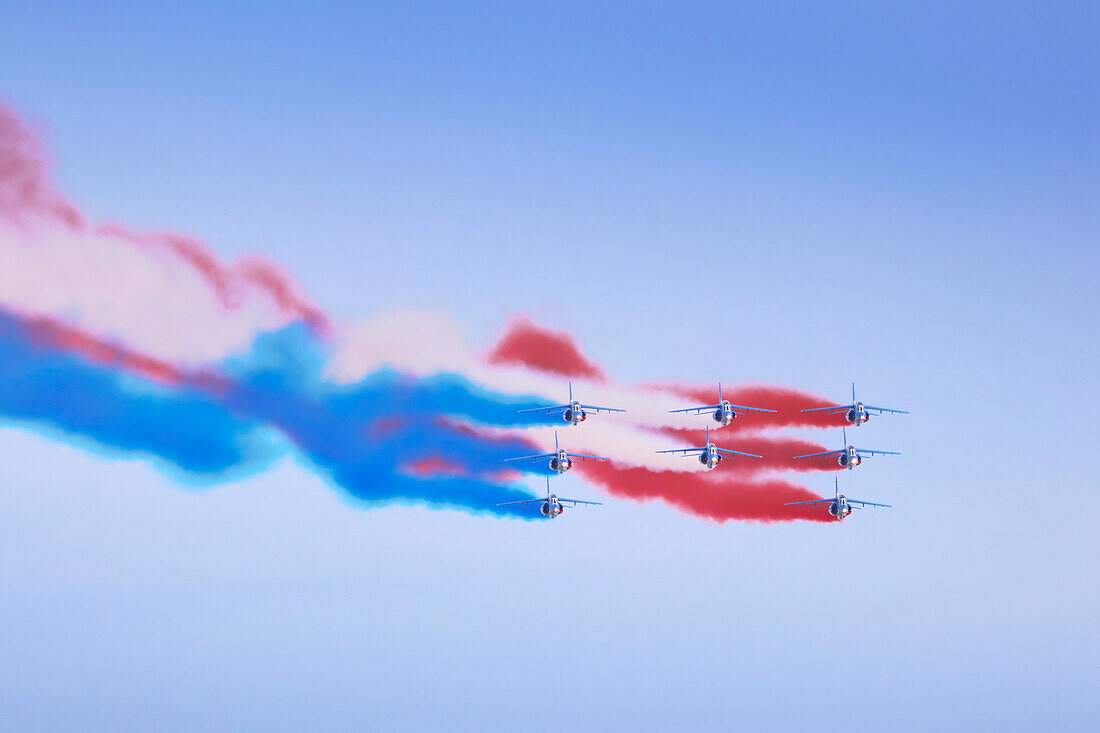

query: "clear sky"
xmin=2 ymin=2 xmax=1098 ymax=730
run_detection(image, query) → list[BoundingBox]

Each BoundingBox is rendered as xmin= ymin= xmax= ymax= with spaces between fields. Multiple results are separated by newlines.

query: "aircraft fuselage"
xmin=828 ymin=496 xmax=854 ymax=520
xmin=562 ymin=401 xmax=588 ymax=425
xmin=845 ymin=402 xmax=871 ymax=426
xmin=712 ymin=400 xmax=736 ymax=426
xmin=542 ymin=494 xmax=565 ymax=517
xmin=837 ymin=446 xmax=863 ymax=469
xmin=700 ymin=444 xmax=722 ymax=470
xmin=548 ymin=450 xmax=574 ymax=474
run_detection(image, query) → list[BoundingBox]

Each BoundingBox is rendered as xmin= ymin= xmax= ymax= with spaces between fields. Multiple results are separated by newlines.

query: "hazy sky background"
xmin=2 ymin=2 xmax=1098 ymax=730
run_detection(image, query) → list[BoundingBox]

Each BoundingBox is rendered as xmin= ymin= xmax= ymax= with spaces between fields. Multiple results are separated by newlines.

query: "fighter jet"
xmin=656 ymin=426 xmax=763 ymax=470
xmin=496 ymin=475 xmax=602 ymax=518
xmin=802 ymin=382 xmax=908 ymax=426
xmin=785 ymin=477 xmax=890 ymax=521
xmin=517 ymin=382 xmax=625 ymax=425
xmin=668 ymin=382 xmax=776 ymax=427
xmin=504 ymin=431 xmax=610 ymax=475
xmin=793 ymin=428 xmax=899 ymax=469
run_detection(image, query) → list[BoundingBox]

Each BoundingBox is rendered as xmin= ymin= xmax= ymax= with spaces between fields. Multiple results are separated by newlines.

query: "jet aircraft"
xmin=504 ymin=431 xmax=610 ymax=475
xmin=793 ymin=428 xmax=899 ymax=469
xmin=785 ymin=477 xmax=890 ymax=521
xmin=517 ymin=381 xmax=625 ymax=425
xmin=802 ymin=382 xmax=908 ymax=426
xmin=656 ymin=426 xmax=763 ymax=470
xmin=496 ymin=476 xmax=602 ymax=518
xmin=668 ymin=382 xmax=776 ymax=427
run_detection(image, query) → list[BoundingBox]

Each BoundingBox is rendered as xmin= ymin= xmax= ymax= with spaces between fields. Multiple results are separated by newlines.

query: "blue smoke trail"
xmin=0 ymin=309 xmax=559 ymax=518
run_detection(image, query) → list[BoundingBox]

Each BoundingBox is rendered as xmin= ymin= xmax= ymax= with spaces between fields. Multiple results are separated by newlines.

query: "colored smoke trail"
xmin=487 ymin=317 xmax=606 ymax=381
xmin=0 ymin=306 xmax=550 ymax=516
xmin=655 ymin=428 xmax=840 ymax=474
xmin=0 ymin=106 xmax=84 ymax=228
xmin=0 ymin=104 xmax=329 ymax=366
xmin=22 ymin=310 xmax=214 ymax=387
xmin=0 ymin=99 xmax=845 ymax=522
xmin=576 ymin=462 xmax=831 ymax=524
xmin=651 ymin=383 xmax=850 ymax=431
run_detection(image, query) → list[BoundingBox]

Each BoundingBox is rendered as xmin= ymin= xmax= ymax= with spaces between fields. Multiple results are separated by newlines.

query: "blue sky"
xmin=1 ymin=2 xmax=1098 ymax=730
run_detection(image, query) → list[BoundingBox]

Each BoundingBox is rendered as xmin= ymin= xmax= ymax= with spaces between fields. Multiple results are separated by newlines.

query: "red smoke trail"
xmin=444 ymin=420 xmax=833 ymax=522
xmin=0 ymin=103 xmax=330 ymax=335
xmin=401 ymin=456 xmax=526 ymax=484
xmin=368 ymin=416 xmax=408 ymax=439
xmin=403 ymin=455 xmax=469 ymax=478
xmin=487 ymin=317 xmax=606 ymax=381
xmin=435 ymin=416 xmax=545 ymax=454
xmin=656 ymin=427 xmax=840 ymax=474
xmin=576 ymin=461 xmax=831 ymax=523
xmin=94 ymin=224 xmax=242 ymax=307
xmin=0 ymin=104 xmax=84 ymax=229
xmin=91 ymin=224 xmax=332 ymax=336
xmin=21 ymin=312 xmax=233 ymax=390
xmin=653 ymin=382 xmax=849 ymax=431
xmin=237 ymin=259 xmax=330 ymax=335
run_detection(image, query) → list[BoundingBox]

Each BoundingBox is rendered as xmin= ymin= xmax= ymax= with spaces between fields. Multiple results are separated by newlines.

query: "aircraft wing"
xmin=727 ymin=404 xmax=777 ymax=413
xmin=715 ymin=448 xmax=763 ymax=458
xmin=863 ymin=405 xmax=909 ymax=415
xmin=578 ymin=404 xmax=626 ymax=413
xmin=669 ymin=404 xmax=722 ymax=414
xmin=564 ymin=452 xmax=610 ymax=461
xmin=557 ymin=498 xmax=602 ymax=506
xmin=517 ymin=404 xmax=569 ymax=415
xmin=503 ymin=453 xmax=555 ymax=463
xmin=784 ymin=498 xmax=833 ymax=506
xmin=655 ymin=447 xmax=705 ymax=455
xmin=495 ymin=498 xmax=544 ymax=507
xmin=853 ymin=448 xmax=900 ymax=456
xmin=793 ymin=450 xmax=844 ymax=459
xmin=801 ymin=404 xmax=854 ymax=413
xmin=848 ymin=498 xmax=891 ymax=508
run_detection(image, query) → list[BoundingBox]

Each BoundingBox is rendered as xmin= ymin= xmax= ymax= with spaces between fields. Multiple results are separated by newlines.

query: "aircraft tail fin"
xmin=852 ymin=381 xmax=856 ymax=403
xmin=569 ymin=381 xmax=573 ymax=402
xmin=718 ymin=381 xmax=723 ymax=403
xmin=555 ymin=430 xmax=560 ymax=452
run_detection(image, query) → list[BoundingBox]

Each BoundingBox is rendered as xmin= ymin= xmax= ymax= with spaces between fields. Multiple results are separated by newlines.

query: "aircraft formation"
xmin=498 ymin=382 xmax=907 ymax=521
